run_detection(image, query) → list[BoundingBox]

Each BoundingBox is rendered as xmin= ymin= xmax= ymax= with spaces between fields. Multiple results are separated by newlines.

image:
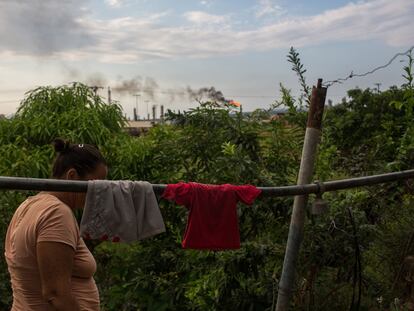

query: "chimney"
xmin=160 ymin=105 xmax=164 ymax=120
xmin=133 ymin=108 xmax=138 ymax=121
xmin=108 ymin=87 xmax=112 ymax=104
xmin=152 ymin=105 xmax=156 ymax=121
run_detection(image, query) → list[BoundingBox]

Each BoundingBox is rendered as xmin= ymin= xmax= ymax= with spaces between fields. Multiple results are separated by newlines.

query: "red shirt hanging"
xmin=162 ymin=182 xmax=261 ymax=250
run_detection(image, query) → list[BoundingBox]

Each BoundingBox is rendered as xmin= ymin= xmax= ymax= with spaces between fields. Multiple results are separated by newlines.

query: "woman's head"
xmin=52 ymin=138 xmax=107 ymax=180
xmin=51 ymin=139 xmax=107 ymax=209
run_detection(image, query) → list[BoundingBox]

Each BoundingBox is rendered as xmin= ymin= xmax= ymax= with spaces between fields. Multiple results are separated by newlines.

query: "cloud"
xmin=105 ymin=0 xmax=124 ymax=8
xmin=255 ymin=0 xmax=284 ymax=18
xmin=0 ymin=0 xmax=94 ymax=55
xmin=90 ymin=0 xmax=414 ymax=62
xmin=200 ymin=0 xmax=214 ymax=8
xmin=184 ymin=11 xmax=228 ymax=25
xmin=0 ymin=0 xmax=413 ymax=62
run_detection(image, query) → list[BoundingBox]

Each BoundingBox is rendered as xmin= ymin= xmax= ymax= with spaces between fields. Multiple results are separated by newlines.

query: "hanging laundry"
xmin=81 ymin=180 xmax=166 ymax=243
xmin=162 ymin=182 xmax=261 ymax=250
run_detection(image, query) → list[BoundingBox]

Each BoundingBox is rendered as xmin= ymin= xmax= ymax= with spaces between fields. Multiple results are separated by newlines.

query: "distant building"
xmin=125 ymin=119 xmax=166 ymax=136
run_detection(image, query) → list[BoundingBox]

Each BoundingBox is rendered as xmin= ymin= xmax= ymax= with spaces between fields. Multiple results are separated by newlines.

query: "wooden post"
xmin=275 ymin=79 xmax=327 ymax=311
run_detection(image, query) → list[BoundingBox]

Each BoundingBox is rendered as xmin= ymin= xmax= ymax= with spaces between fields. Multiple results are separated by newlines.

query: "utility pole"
xmin=374 ymin=83 xmax=381 ymax=93
xmin=133 ymin=94 xmax=141 ymax=119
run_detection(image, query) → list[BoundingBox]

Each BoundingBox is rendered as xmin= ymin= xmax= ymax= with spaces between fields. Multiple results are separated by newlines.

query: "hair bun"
xmin=52 ymin=138 xmax=71 ymax=153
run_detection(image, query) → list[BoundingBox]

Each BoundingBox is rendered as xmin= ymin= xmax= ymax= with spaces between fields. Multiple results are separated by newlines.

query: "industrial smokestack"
xmin=160 ymin=105 xmax=164 ymax=121
xmin=108 ymin=87 xmax=112 ymax=104
xmin=152 ymin=105 xmax=156 ymax=121
xmin=133 ymin=108 xmax=137 ymax=121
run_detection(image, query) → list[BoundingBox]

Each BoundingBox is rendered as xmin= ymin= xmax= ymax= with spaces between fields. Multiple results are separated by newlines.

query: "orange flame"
xmin=229 ymin=100 xmax=241 ymax=107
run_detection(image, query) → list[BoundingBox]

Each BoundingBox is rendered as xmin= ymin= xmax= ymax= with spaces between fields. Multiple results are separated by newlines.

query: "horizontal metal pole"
xmin=1 ymin=169 xmax=414 ymax=196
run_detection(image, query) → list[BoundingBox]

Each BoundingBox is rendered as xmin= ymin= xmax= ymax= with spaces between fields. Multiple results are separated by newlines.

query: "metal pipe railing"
xmin=1 ymin=168 xmax=414 ymax=196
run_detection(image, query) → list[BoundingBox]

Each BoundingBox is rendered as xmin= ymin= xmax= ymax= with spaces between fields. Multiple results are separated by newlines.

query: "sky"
xmin=0 ymin=0 xmax=413 ymax=118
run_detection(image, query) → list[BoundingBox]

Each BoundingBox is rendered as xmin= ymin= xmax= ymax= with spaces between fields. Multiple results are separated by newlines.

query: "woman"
xmin=5 ymin=139 xmax=107 ymax=311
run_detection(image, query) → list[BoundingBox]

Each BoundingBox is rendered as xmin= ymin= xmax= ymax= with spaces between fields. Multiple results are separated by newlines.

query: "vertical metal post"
xmin=275 ymin=79 xmax=327 ymax=311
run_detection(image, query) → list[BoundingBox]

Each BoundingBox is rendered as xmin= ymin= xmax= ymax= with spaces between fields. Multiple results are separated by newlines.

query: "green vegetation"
xmin=1 ymin=50 xmax=414 ymax=310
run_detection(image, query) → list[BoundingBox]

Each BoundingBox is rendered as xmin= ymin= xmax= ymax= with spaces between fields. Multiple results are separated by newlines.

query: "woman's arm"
xmin=37 ymin=241 xmax=80 ymax=311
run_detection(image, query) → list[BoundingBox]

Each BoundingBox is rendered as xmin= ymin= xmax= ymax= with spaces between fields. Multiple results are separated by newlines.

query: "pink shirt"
xmin=4 ymin=193 xmax=100 ymax=311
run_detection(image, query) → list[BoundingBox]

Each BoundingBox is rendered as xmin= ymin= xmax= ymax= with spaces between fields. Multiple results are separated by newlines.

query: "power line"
xmin=323 ymin=45 xmax=414 ymax=87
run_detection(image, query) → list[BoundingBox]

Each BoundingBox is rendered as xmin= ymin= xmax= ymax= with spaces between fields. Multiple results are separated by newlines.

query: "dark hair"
xmin=51 ymin=138 xmax=106 ymax=178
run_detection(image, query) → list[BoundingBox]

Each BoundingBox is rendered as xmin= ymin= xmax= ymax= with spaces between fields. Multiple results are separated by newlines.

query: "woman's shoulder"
xmin=32 ymin=192 xmax=69 ymax=207
xmin=28 ymin=193 xmax=75 ymax=222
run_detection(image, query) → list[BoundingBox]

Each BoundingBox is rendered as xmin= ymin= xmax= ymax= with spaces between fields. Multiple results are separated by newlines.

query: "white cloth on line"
xmin=80 ymin=180 xmax=165 ymax=243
